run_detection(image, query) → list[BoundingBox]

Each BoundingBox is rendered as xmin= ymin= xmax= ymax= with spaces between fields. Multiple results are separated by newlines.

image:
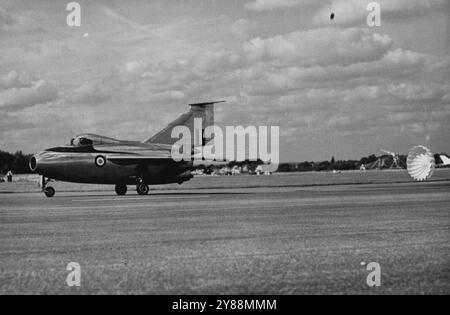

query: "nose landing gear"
xmin=40 ymin=176 xmax=55 ymax=198
xmin=44 ymin=186 xmax=56 ymax=198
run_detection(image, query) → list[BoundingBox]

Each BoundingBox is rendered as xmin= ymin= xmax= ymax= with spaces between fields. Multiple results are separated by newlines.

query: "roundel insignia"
xmin=95 ymin=155 xmax=106 ymax=168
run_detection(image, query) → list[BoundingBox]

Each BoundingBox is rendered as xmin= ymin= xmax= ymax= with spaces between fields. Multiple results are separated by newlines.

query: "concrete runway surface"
xmin=1 ymin=180 xmax=449 ymax=294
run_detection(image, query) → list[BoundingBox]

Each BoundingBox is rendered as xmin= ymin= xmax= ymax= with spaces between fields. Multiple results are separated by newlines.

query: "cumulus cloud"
xmin=123 ymin=60 xmax=147 ymax=75
xmin=0 ymin=7 xmax=46 ymax=35
xmin=70 ymin=81 xmax=113 ymax=105
xmin=387 ymin=83 xmax=450 ymax=103
xmin=1 ymin=1 xmax=448 ymax=158
xmin=0 ymin=78 xmax=58 ymax=110
xmin=0 ymin=7 xmax=16 ymax=28
xmin=314 ymin=0 xmax=445 ymax=26
xmin=244 ymin=48 xmax=428 ymax=96
xmin=244 ymin=28 xmax=393 ymax=67
xmin=247 ymin=50 xmax=425 ymax=95
xmin=0 ymin=71 xmax=34 ymax=90
xmin=276 ymin=82 xmax=449 ymax=112
xmin=231 ymin=19 xmax=252 ymax=40
xmin=106 ymin=21 xmax=446 ymax=152
xmin=245 ymin=0 xmax=315 ymax=12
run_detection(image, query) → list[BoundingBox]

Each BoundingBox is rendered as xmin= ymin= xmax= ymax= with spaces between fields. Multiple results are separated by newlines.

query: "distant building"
xmin=192 ymin=169 xmax=205 ymax=176
xmin=256 ymin=165 xmax=274 ymax=175
xmin=231 ymin=166 xmax=241 ymax=175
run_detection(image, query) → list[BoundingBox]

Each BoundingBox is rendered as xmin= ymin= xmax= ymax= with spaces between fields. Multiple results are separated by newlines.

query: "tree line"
xmin=0 ymin=151 xmax=33 ymax=174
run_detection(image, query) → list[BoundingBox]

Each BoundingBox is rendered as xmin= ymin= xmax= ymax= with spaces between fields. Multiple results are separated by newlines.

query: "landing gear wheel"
xmin=44 ymin=187 xmax=55 ymax=198
xmin=137 ymin=183 xmax=149 ymax=195
xmin=115 ymin=184 xmax=127 ymax=196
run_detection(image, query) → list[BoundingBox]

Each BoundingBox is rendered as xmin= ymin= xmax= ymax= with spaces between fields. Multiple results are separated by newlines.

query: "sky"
xmin=0 ymin=0 xmax=449 ymax=161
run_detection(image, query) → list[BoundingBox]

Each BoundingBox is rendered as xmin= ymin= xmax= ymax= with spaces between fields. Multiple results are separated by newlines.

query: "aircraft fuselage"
xmin=30 ymin=140 xmax=193 ymax=186
xmin=30 ymin=101 xmax=224 ymax=197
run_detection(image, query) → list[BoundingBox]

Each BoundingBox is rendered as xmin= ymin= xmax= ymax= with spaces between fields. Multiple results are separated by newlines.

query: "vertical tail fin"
xmin=145 ymin=101 xmax=225 ymax=145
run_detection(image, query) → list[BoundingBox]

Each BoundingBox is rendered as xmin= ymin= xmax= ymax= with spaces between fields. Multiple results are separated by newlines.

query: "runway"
xmin=1 ymin=179 xmax=449 ymax=294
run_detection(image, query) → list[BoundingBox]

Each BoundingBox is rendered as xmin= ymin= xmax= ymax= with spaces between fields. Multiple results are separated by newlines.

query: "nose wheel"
xmin=40 ymin=176 xmax=55 ymax=198
xmin=44 ymin=187 xmax=56 ymax=198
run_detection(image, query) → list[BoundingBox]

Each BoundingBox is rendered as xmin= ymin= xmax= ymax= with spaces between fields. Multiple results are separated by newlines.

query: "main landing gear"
xmin=41 ymin=177 xmax=55 ymax=198
xmin=136 ymin=183 xmax=149 ymax=195
xmin=114 ymin=181 xmax=149 ymax=196
xmin=115 ymin=184 xmax=128 ymax=196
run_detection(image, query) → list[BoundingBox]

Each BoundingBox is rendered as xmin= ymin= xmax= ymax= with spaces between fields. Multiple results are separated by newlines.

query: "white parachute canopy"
xmin=407 ymin=146 xmax=435 ymax=181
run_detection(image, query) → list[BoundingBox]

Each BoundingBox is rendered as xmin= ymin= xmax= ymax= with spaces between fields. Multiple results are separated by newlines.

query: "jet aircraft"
xmin=30 ymin=101 xmax=224 ymax=197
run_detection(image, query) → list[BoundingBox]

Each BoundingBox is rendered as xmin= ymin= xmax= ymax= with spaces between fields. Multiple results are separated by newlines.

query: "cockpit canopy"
xmin=70 ymin=134 xmax=121 ymax=147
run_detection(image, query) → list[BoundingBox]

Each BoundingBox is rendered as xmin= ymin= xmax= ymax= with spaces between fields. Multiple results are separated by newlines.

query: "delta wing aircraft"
xmin=30 ymin=101 xmax=224 ymax=197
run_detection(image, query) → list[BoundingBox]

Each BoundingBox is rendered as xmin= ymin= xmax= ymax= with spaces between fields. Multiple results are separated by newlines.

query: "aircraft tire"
xmin=44 ymin=187 xmax=55 ymax=198
xmin=137 ymin=183 xmax=149 ymax=195
xmin=115 ymin=184 xmax=127 ymax=196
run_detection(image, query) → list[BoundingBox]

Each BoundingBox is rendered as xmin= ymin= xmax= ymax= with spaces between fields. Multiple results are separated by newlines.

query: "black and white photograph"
xmin=0 ymin=0 xmax=449 ymax=299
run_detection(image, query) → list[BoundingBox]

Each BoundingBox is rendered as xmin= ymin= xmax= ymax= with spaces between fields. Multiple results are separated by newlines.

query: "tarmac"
xmin=0 ymin=178 xmax=449 ymax=294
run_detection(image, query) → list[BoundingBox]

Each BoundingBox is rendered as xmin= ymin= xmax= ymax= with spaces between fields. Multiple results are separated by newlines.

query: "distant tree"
xmin=0 ymin=150 xmax=33 ymax=174
xmin=360 ymin=154 xmax=378 ymax=165
xmin=398 ymin=155 xmax=407 ymax=169
xmin=0 ymin=151 xmax=14 ymax=174
xmin=333 ymin=160 xmax=359 ymax=171
xmin=313 ymin=161 xmax=331 ymax=172
xmin=331 ymin=156 xmax=335 ymax=164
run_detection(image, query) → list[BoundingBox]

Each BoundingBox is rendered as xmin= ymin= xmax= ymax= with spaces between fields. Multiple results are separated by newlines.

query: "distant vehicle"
xmin=219 ymin=167 xmax=232 ymax=176
xmin=231 ymin=166 xmax=241 ymax=175
xmin=440 ymin=155 xmax=450 ymax=165
xmin=256 ymin=165 xmax=273 ymax=176
xmin=380 ymin=149 xmax=401 ymax=169
xmin=30 ymin=101 xmax=225 ymax=197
